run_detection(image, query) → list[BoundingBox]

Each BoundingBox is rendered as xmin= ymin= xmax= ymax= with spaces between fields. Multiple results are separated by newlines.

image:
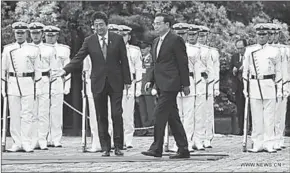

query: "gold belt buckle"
xmin=257 ymin=74 xmax=263 ymax=80
xmin=16 ymin=72 xmax=23 ymax=77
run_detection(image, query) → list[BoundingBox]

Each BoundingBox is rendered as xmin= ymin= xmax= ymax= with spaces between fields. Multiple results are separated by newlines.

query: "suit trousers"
xmin=138 ymin=95 xmax=155 ymax=127
xmin=250 ymin=99 xmax=275 ymax=150
xmin=149 ymin=90 xmax=188 ymax=154
xmin=8 ymin=95 xmax=34 ymax=150
xmin=94 ymin=79 xmax=124 ymax=151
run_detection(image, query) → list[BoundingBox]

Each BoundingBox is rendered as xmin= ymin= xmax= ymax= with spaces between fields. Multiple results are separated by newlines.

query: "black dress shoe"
xmin=102 ymin=151 xmax=110 ymax=157
xmin=169 ymin=151 xmax=190 ymax=159
xmin=141 ymin=150 xmax=162 ymax=158
xmin=115 ymin=148 xmax=124 ymax=156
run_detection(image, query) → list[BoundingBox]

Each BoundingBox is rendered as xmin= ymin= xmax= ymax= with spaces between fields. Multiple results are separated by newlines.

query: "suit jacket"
xmin=147 ymin=31 xmax=190 ymax=92
xmin=231 ymin=53 xmax=244 ymax=92
xmin=63 ymin=32 xmax=131 ymax=94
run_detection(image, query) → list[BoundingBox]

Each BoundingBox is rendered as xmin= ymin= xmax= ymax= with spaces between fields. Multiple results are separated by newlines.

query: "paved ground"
xmin=1 ymin=135 xmax=290 ymax=172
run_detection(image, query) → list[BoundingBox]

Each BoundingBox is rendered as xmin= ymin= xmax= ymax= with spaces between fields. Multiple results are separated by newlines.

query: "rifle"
xmin=81 ymin=71 xmax=89 ymax=152
xmin=1 ymin=76 xmax=8 ymax=152
xmin=47 ymin=77 xmax=56 ymax=146
xmin=242 ymin=73 xmax=250 ymax=152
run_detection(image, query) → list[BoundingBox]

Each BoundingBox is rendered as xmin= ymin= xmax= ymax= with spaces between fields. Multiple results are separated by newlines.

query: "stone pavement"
xmin=1 ymin=135 xmax=290 ymax=172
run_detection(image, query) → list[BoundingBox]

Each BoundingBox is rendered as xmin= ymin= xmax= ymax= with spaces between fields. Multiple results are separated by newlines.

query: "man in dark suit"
xmin=52 ymin=12 xmax=131 ymax=157
xmin=141 ymin=13 xmax=191 ymax=159
xmin=231 ymin=39 xmax=252 ymax=135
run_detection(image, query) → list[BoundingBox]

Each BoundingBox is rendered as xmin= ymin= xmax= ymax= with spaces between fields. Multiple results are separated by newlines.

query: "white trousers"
xmin=87 ymin=96 xmax=101 ymax=149
xmin=169 ymin=95 xmax=195 ymax=150
xmin=250 ymin=99 xmax=275 ymax=150
xmin=193 ymin=95 xmax=207 ymax=146
xmin=274 ymin=98 xmax=287 ymax=147
xmin=8 ymin=95 xmax=34 ymax=149
xmin=32 ymin=93 xmax=49 ymax=148
xmin=122 ymin=95 xmax=135 ymax=147
xmin=204 ymin=96 xmax=214 ymax=144
xmin=48 ymin=94 xmax=64 ymax=144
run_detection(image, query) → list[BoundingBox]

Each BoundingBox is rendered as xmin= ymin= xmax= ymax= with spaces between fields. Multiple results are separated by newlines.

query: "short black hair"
xmin=92 ymin=11 xmax=108 ymax=25
xmin=155 ymin=13 xmax=174 ymax=27
xmin=235 ymin=39 xmax=248 ymax=47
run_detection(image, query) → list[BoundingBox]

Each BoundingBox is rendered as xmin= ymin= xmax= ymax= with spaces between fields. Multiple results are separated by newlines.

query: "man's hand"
xmin=144 ymin=82 xmax=152 ymax=92
xmin=51 ymin=69 xmax=66 ymax=81
xmin=183 ymin=86 xmax=190 ymax=96
xmin=284 ymin=91 xmax=289 ymax=97
xmin=239 ymin=66 xmax=243 ymax=72
xmin=233 ymin=67 xmax=238 ymax=76
xmin=277 ymin=92 xmax=283 ymax=98
xmin=214 ymin=90 xmax=220 ymax=97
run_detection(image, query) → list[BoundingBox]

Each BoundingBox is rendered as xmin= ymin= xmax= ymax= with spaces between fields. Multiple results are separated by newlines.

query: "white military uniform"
xmin=48 ymin=42 xmax=71 ymax=147
xmin=243 ymin=42 xmax=282 ymax=152
xmin=273 ymin=43 xmax=289 ymax=149
xmin=204 ymin=46 xmax=220 ymax=147
xmin=122 ymin=43 xmax=142 ymax=147
xmin=1 ymin=41 xmax=41 ymax=152
xmin=191 ymin=42 xmax=214 ymax=150
xmin=31 ymin=42 xmax=56 ymax=149
xmin=82 ymin=55 xmax=102 ymax=151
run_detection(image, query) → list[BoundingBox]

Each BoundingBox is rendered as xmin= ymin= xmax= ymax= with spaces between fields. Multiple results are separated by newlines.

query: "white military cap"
xmin=108 ymin=24 xmax=119 ymax=31
xmin=254 ymin=23 xmax=270 ymax=34
xmin=198 ymin=25 xmax=210 ymax=33
xmin=188 ymin=24 xmax=200 ymax=34
xmin=43 ymin=25 xmax=60 ymax=36
xmin=172 ymin=23 xmax=189 ymax=34
xmin=118 ymin=25 xmax=132 ymax=35
xmin=12 ymin=21 xmax=28 ymax=32
xmin=28 ymin=22 xmax=45 ymax=33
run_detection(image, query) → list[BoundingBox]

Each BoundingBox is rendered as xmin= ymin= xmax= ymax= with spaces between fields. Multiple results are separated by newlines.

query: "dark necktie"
xmin=101 ymin=36 xmax=107 ymax=60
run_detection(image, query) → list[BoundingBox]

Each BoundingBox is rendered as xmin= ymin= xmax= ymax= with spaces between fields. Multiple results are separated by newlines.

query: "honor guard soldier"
xmin=271 ymin=23 xmax=289 ymax=150
xmin=118 ymin=24 xmax=143 ymax=148
xmin=82 ymin=55 xmax=102 ymax=152
xmin=29 ymin=22 xmax=56 ymax=150
xmin=1 ymin=22 xmax=41 ymax=152
xmin=242 ymin=23 xmax=282 ymax=153
xmin=138 ymin=38 xmax=156 ymax=135
xmin=167 ymin=22 xmax=196 ymax=152
xmin=200 ymin=25 xmax=220 ymax=148
xmin=188 ymin=24 xmax=214 ymax=150
xmin=108 ymin=24 xmax=120 ymax=34
xmin=44 ymin=25 xmax=71 ymax=147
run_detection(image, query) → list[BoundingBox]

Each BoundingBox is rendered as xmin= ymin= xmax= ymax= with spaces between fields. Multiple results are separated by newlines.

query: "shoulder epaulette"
xmin=58 ymin=44 xmax=70 ymax=49
xmin=128 ymin=44 xmax=140 ymax=51
xmin=3 ymin=43 xmax=15 ymax=48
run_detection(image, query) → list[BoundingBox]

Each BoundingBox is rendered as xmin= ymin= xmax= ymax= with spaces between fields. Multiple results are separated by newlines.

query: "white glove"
xmin=151 ymin=88 xmax=157 ymax=96
xmin=1 ymin=89 xmax=6 ymax=97
xmin=243 ymin=90 xmax=248 ymax=98
xmin=214 ymin=90 xmax=220 ymax=97
xmin=283 ymin=91 xmax=289 ymax=97
xmin=144 ymin=82 xmax=152 ymax=92
xmin=64 ymin=89 xmax=70 ymax=95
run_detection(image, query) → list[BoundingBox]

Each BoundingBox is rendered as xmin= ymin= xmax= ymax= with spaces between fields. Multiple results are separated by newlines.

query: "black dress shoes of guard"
xmin=141 ymin=150 xmax=162 ymax=158
xmin=169 ymin=150 xmax=190 ymax=159
xmin=114 ymin=148 xmax=124 ymax=156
